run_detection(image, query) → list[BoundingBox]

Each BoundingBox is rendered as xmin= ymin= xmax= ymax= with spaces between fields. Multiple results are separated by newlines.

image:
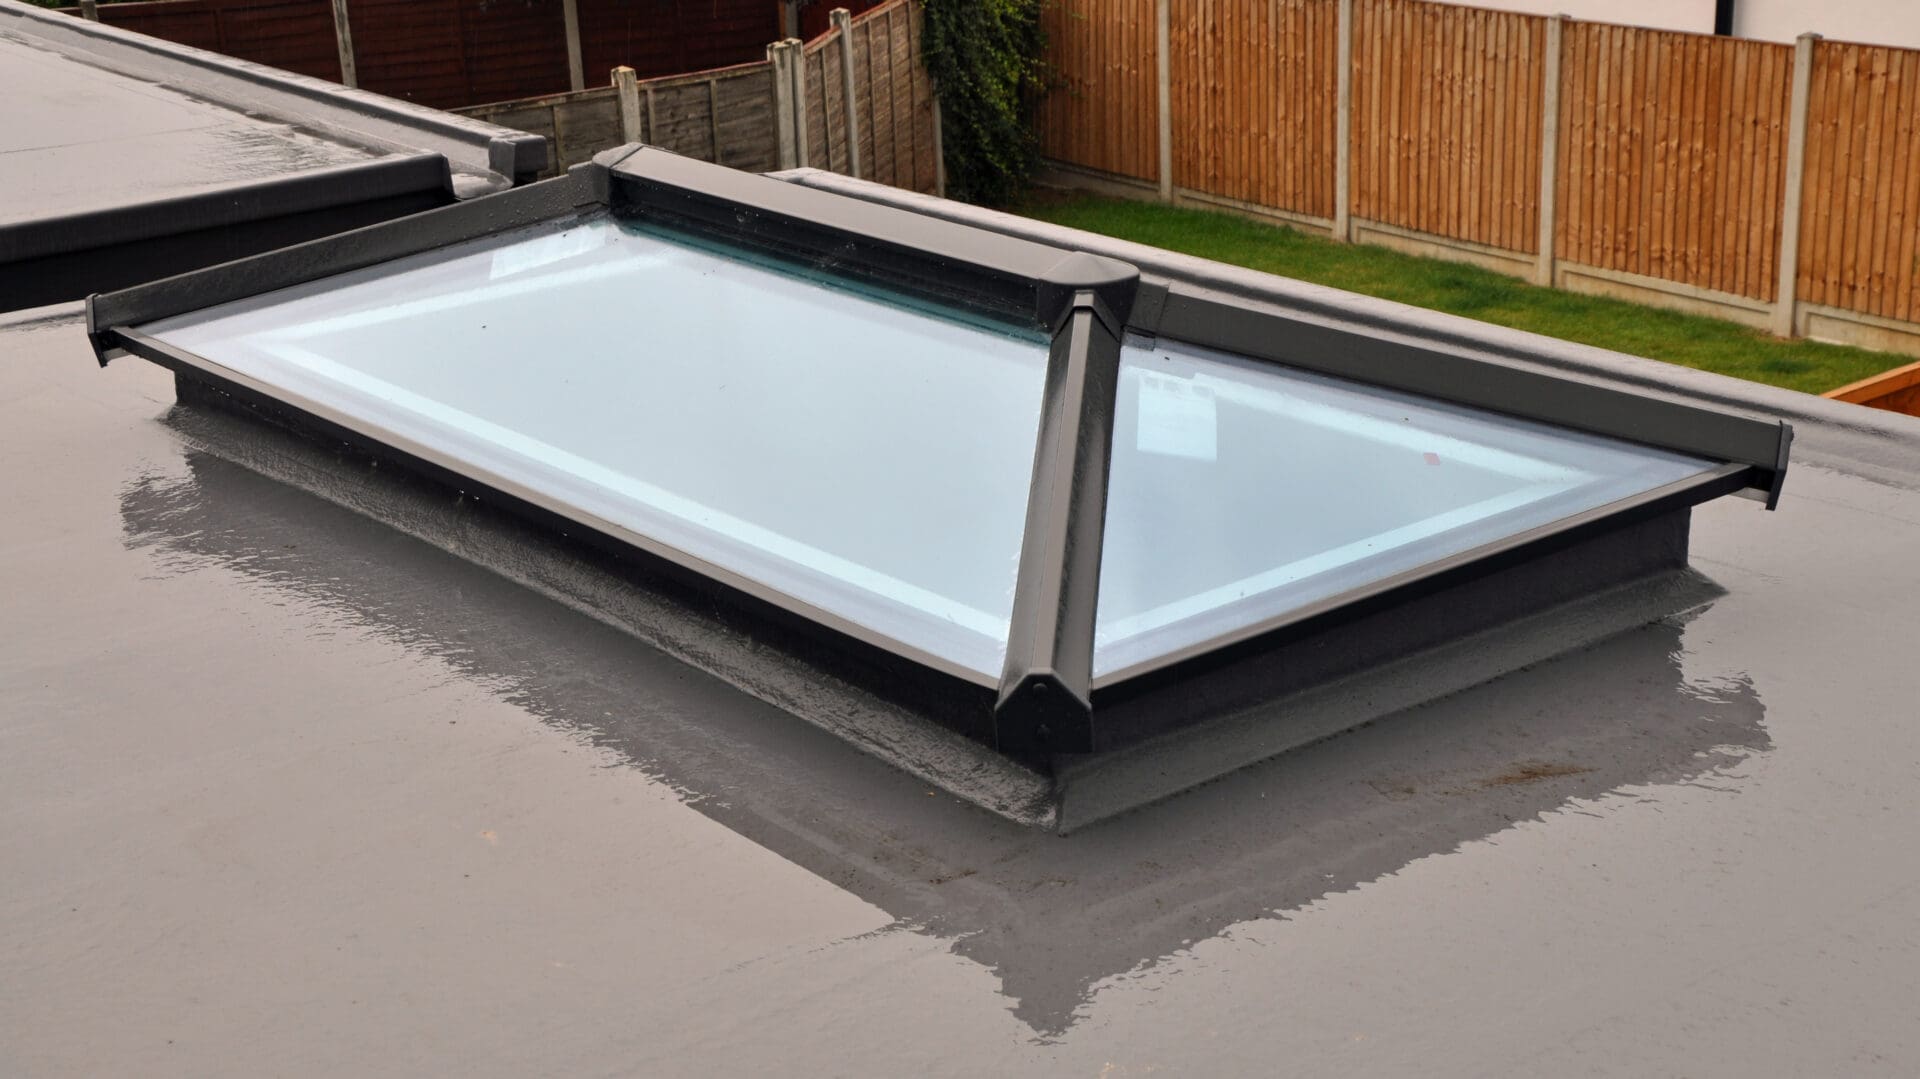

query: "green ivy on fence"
xmin=920 ymin=0 xmax=1047 ymax=206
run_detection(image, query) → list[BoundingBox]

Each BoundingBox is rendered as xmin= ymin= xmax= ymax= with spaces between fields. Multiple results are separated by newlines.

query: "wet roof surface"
xmin=5 ymin=218 xmax=1920 ymax=1071
xmin=0 ymin=34 xmax=381 ymax=227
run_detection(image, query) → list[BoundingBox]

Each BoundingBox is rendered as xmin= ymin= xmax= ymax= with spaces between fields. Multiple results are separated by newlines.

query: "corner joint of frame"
xmin=994 ymin=670 xmax=1094 ymax=757
xmin=590 ymin=143 xmax=647 ymax=173
xmin=1765 ymin=421 xmax=1794 ymax=511
xmin=84 ymin=296 xmax=117 ymax=367
xmin=565 ymin=159 xmax=613 ymax=208
xmin=1037 ymin=252 xmax=1139 ymax=337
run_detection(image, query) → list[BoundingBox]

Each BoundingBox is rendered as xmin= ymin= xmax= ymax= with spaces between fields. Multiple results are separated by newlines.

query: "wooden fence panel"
xmin=793 ymin=0 xmax=934 ymax=191
xmin=1038 ymin=0 xmax=1158 ymax=183
xmin=456 ymin=0 xmax=571 ymax=108
xmin=1173 ymin=0 xmax=1338 ymax=220
xmin=908 ymin=3 xmax=938 ymax=193
xmin=1557 ymin=24 xmax=1793 ymax=300
xmin=799 ymin=0 xmax=884 ymax=39
xmin=802 ymin=33 xmax=854 ymax=175
xmin=577 ymin=0 xmax=776 ymax=89
xmin=650 ymin=80 xmax=720 ymax=164
xmin=871 ymin=0 xmax=932 ymax=193
xmin=711 ymin=65 xmax=780 ymax=173
xmin=1798 ymin=41 xmax=1920 ymax=322
xmin=887 ymin=2 xmax=918 ymax=191
xmin=346 ymin=0 xmax=575 ymax=110
xmin=849 ymin=9 xmax=878 ymax=184
xmin=79 ymin=0 xmax=779 ymax=110
xmin=455 ymin=2 xmax=931 ymax=192
xmin=1351 ymin=0 xmax=1542 ymax=250
xmin=857 ymin=5 xmax=895 ymax=186
xmin=89 ymin=0 xmax=342 ymax=81
xmin=548 ymin=93 xmax=621 ymax=171
xmin=802 ymin=39 xmax=831 ymax=170
xmin=347 ymin=0 xmax=470 ymax=108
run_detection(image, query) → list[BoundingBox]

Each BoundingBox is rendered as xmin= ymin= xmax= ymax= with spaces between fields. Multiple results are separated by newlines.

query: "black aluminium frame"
xmin=86 ymin=144 xmax=1793 ymax=761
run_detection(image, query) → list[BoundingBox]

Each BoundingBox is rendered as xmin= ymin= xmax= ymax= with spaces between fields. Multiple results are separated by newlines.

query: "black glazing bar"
xmin=995 ymin=290 xmax=1129 ymax=758
xmin=85 ymin=165 xmax=611 ymax=363
xmin=1150 ymin=290 xmax=1794 ymax=506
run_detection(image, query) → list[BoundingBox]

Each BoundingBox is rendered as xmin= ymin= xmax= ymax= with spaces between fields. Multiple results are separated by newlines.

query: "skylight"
xmin=1094 ymin=336 xmax=1715 ymax=679
xmin=144 ymin=215 xmax=1050 ymax=680
xmin=88 ymin=146 xmax=1792 ymax=762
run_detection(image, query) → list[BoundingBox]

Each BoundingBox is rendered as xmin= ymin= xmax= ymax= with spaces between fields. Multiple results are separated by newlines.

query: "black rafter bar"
xmin=996 ymin=255 xmax=1139 ymax=757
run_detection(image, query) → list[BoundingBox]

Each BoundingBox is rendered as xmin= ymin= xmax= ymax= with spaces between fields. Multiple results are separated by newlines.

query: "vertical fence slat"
xmin=1798 ymin=38 xmax=1920 ymax=322
xmin=1034 ymin=0 xmax=1920 ymax=333
xmin=1893 ymin=50 xmax=1920 ymax=322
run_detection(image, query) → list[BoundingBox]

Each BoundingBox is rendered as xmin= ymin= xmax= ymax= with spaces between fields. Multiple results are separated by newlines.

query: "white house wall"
xmin=1439 ymin=0 xmax=1920 ymax=49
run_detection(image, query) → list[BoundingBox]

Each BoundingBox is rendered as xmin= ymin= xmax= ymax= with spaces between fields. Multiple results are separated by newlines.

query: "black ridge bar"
xmin=608 ymin=147 xmax=1137 ymax=329
xmin=997 ymin=255 xmax=1139 ymax=757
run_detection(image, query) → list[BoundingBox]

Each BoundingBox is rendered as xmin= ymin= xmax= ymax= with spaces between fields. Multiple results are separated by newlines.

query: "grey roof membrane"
xmin=0 ymin=0 xmax=544 ymax=215
xmin=4 ymin=177 xmax=1920 ymax=1073
xmin=0 ymin=33 xmax=379 ymax=227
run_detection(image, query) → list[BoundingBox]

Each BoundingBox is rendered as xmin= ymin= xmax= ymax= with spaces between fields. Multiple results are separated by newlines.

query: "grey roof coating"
xmin=0 ymin=34 xmax=379 ymax=227
xmin=0 ymin=0 xmax=546 ymax=313
xmin=0 ymin=0 xmax=545 ymax=194
xmin=5 ymin=176 xmax=1920 ymax=1074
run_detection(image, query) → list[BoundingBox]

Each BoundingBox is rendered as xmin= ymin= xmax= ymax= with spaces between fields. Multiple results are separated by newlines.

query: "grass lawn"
xmin=1016 ymin=193 xmax=1899 ymax=396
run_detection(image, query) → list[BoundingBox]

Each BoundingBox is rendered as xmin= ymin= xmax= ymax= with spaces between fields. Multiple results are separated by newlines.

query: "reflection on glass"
xmin=145 ymin=215 xmax=1050 ymax=678
xmin=1095 ymin=335 xmax=1715 ymax=678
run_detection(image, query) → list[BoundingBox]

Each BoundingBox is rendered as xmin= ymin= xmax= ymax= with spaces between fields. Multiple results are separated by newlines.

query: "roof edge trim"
xmin=86 ymin=168 xmax=603 ymax=363
xmin=2 ymin=154 xmax=451 ymax=262
xmin=0 ymin=0 xmax=546 ymax=184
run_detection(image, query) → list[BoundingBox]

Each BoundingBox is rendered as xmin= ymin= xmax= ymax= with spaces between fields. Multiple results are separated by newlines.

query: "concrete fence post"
xmin=1334 ymin=0 xmax=1354 ymax=239
xmin=832 ymin=8 xmax=862 ymax=179
xmin=1535 ymin=14 xmax=1565 ymax=286
xmin=1774 ymin=33 xmax=1818 ymax=338
xmin=613 ymin=66 xmax=642 ymax=144
xmin=1156 ymin=0 xmax=1172 ymax=201
xmin=329 ymin=0 xmax=357 ymax=89
xmin=561 ymin=0 xmax=585 ymax=93
xmin=790 ymin=40 xmax=811 ymax=169
xmin=78 ymin=0 xmax=98 ymax=20
xmin=770 ymin=39 xmax=800 ymax=171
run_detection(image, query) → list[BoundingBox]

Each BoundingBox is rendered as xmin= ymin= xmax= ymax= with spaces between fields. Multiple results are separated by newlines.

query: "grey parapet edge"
xmin=1 ymin=155 xmax=457 ymax=314
xmin=0 ymin=0 xmax=547 ymax=188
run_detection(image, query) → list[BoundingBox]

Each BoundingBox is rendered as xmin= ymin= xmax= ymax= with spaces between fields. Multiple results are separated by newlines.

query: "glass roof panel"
xmin=145 ymin=215 xmax=1050 ymax=679
xmin=1094 ymin=335 xmax=1718 ymax=678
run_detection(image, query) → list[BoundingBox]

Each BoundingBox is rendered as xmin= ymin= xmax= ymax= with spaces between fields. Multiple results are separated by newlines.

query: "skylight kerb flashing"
xmin=86 ymin=145 xmax=1794 ymax=770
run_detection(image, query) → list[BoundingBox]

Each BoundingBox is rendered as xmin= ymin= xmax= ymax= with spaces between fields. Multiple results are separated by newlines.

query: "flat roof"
xmin=4 ymin=179 xmax=1920 ymax=1071
xmin=0 ymin=33 xmax=381 ymax=226
xmin=0 ymin=0 xmax=546 ymax=312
